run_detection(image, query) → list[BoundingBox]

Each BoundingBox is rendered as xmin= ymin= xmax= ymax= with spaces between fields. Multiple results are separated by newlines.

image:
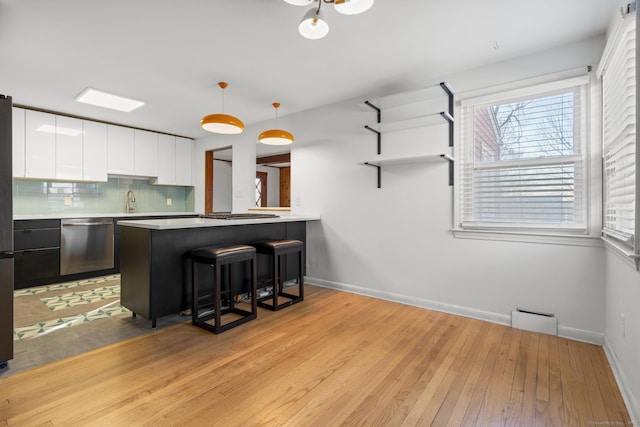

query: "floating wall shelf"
xmin=359 ymin=82 xmax=455 ymax=188
xmin=363 ymin=111 xmax=454 ymax=133
xmin=358 ymin=154 xmax=454 ymax=188
xmin=358 ymin=82 xmax=454 ymax=111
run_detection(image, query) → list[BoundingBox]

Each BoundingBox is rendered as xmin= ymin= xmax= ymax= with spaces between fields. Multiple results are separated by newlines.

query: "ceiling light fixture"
xmin=258 ymin=103 xmax=294 ymax=145
xmin=201 ymin=82 xmax=245 ymax=134
xmin=75 ymin=87 xmax=145 ymax=112
xmin=285 ymin=0 xmax=374 ymax=40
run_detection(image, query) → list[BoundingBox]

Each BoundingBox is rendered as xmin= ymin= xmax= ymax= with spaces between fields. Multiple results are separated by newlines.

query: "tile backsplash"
xmin=13 ymin=178 xmax=195 ymax=215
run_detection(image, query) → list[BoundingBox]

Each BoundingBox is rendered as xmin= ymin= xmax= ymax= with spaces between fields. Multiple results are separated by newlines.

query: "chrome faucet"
xmin=125 ymin=190 xmax=136 ymax=213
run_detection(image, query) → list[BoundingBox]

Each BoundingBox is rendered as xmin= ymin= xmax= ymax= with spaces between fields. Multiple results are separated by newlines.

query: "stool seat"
xmin=191 ymin=244 xmax=255 ymax=263
xmin=252 ymin=239 xmax=304 ymax=311
xmin=252 ymin=240 xmax=303 ymax=254
xmin=190 ymin=243 xmax=257 ymax=334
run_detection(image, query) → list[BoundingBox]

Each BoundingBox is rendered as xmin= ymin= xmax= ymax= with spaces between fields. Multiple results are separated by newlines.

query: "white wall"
xmin=284 ymin=37 xmax=606 ymax=341
xmin=193 ymin=38 xmax=608 ymax=339
xmin=213 ymin=159 xmax=232 ymax=212
xmin=256 ymin=165 xmax=280 ymax=207
xmin=605 ymin=250 xmax=640 ymax=421
xmin=194 ymin=38 xmax=610 ymax=340
xmin=195 ymin=136 xmax=256 ymax=214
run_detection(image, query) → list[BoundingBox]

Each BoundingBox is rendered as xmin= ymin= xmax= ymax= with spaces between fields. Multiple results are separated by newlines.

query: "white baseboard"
xmin=604 ymin=337 xmax=640 ymax=424
xmin=306 ymin=277 xmax=603 ymax=346
xmin=307 ymin=276 xmax=509 ymax=327
xmin=558 ymin=325 xmax=604 ymax=345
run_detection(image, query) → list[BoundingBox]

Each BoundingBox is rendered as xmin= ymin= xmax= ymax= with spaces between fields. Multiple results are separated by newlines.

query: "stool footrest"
xmin=251 ymin=239 xmax=305 ymax=312
xmin=191 ymin=244 xmax=258 ymax=334
xmin=193 ymin=312 xmax=257 ymax=334
xmin=257 ymin=292 xmax=303 ymax=311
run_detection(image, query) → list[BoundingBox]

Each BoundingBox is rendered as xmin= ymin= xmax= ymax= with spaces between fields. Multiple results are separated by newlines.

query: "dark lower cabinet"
xmin=12 ymin=215 xmax=200 ymax=289
xmin=14 ymin=249 xmax=60 ymax=285
xmin=13 ymin=219 xmax=60 ymax=289
xmin=120 ymin=221 xmax=307 ymax=326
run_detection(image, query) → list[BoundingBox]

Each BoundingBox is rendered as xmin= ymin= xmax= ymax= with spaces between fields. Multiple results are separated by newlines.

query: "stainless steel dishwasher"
xmin=60 ymin=218 xmax=114 ymax=275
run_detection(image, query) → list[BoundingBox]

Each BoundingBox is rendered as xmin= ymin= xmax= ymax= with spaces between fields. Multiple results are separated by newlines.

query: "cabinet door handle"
xmin=62 ymin=222 xmax=113 ymax=226
xmin=22 ymin=247 xmax=59 ymax=253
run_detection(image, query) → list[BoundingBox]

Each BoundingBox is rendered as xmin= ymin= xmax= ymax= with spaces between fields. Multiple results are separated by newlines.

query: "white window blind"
xmin=599 ymin=10 xmax=636 ymax=250
xmin=459 ymin=78 xmax=589 ymax=233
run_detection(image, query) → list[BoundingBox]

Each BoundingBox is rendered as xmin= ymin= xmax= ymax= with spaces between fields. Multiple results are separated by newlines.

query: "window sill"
xmin=601 ymin=236 xmax=640 ymax=270
xmin=452 ymin=229 xmax=603 ymax=247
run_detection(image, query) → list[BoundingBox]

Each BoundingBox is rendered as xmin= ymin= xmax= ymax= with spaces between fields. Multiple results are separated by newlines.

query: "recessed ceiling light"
xmin=75 ymin=87 xmax=145 ymax=112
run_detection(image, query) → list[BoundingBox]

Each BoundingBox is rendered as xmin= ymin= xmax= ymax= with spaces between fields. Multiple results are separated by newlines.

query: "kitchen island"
xmin=118 ymin=214 xmax=320 ymax=327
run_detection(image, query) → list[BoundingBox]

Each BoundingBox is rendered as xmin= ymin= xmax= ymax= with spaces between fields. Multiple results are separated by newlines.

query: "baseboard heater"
xmin=511 ymin=308 xmax=558 ymax=336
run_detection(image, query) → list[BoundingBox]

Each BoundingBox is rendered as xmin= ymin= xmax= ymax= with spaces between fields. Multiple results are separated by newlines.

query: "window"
xmin=255 ymin=171 xmax=268 ymax=207
xmin=457 ymin=77 xmax=590 ymax=235
xmin=599 ymin=8 xmax=636 ymax=253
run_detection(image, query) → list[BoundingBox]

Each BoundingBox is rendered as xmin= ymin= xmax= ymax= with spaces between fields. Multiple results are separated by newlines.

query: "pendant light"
xmin=201 ymin=82 xmax=245 ymax=134
xmin=285 ymin=0 xmax=374 ymax=39
xmin=298 ymin=6 xmax=329 ymax=40
xmin=334 ymin=0 xmax=374 ymax=15
xmin=258 ymin=103 xmax=294 ymax=145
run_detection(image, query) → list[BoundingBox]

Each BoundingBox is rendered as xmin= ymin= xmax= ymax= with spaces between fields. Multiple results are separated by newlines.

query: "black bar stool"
xmin=252 ymin=239 xmax=304 ymax=311
xmin=190 ymin=244 xmax=257 ymax=334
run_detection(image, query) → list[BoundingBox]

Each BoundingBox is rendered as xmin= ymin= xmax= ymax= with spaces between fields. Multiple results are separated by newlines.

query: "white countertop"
xmin=14 ymin=212 xmax=197 ymax=220
xmin=117 ymin=214 xmax=321 ymax=230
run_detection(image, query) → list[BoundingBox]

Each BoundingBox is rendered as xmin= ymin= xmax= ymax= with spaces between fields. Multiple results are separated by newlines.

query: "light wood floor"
xmin=0 ymin=285 xmax=630 ymax=426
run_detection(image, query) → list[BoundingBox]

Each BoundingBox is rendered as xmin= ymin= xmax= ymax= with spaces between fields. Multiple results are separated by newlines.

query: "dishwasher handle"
xmin=62 ymin=221 xmax=114 ymax=226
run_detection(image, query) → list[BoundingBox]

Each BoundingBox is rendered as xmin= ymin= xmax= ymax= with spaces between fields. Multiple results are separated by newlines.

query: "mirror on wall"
xmin=256 ymin=151 xmax=290 ymax=208
xmin=205 ymin=147 xmax=232 ymax=214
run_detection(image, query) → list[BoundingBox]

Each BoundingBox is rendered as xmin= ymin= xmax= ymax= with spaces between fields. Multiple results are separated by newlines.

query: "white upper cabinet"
xmin=155 ymin=134 xmax=176 ymax=185
xmin=12 ymin=108 xmax=25 ymax=178
xmin=153 ymin=136 xmax=193 ymax=186
xmin=134 ymin=129 xmax=158 ymax=177
xmin=25 ymin=110 xmax=56 ymax=179
xmin=107 ymin=125 xmax=135 ymax=175
xmin=13 ymin=109 xmax=191 ymax=185
xmin=82 ymin=120 xmax=108 ymax=182
xmin=174 ymin=137 xmax=193 ymax=186
xmin=55 ymin=115 xmax=83 ymax=181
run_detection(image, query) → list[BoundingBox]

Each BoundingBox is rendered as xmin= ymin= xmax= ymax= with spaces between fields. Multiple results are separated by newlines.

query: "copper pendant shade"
xmin=201 ymin=82 xmax=245 ymax=134
xmin=258 ymin=103 xmax=294 ymax=145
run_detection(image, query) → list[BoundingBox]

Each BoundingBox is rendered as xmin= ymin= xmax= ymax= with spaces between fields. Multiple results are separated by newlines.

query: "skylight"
xmin=75 ymin=87 xmax=145 ymax=112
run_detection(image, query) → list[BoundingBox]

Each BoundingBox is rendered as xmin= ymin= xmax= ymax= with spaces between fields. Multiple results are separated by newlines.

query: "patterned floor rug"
xmin=13 ymin=274 xmax=130 ymax=340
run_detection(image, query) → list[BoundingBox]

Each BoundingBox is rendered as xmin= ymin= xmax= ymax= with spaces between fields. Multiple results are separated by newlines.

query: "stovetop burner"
xmin=199 ymin=213 xmax=280 ymax=220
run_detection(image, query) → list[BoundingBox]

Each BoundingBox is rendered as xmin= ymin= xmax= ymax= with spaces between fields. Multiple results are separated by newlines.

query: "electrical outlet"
xmin=64 ymin=196 xmax=72 ymax=206
xmin=166 ymin=198 xmax=172 ymax=206
xmin=621 ymin=313 xmax=626 ymax=338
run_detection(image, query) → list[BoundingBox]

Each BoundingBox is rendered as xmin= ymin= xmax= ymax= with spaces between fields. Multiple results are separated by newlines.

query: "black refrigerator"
xmin=0 ymin=94 xmax=14 ymax=372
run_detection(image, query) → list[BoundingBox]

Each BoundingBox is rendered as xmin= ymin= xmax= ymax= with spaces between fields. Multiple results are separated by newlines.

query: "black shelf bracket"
xmin=441 ymin=154 xmax=454 ymax=186
xmin=364 ymin=125 xmax=381 ymax=155
xmin=440 ymin=82 xmax=454 ymax=147
xmin=364 ymin=162 xmax=381 ymax=188
xmin=364 ymin=100 xmax=381 ymax=123
xmin=364 ymin=101 xmax=381 ymax=154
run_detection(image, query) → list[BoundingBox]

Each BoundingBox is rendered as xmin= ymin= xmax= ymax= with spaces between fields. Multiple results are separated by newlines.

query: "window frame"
xmin=597 ymin=6 xmax=638 ymax=268
xmin=453 ymin=74 xmax=602 ymax=246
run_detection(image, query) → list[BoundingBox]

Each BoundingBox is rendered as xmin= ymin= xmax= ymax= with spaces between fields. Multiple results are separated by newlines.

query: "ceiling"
xmin=0 ymin=0 xmax=626 ymax=156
